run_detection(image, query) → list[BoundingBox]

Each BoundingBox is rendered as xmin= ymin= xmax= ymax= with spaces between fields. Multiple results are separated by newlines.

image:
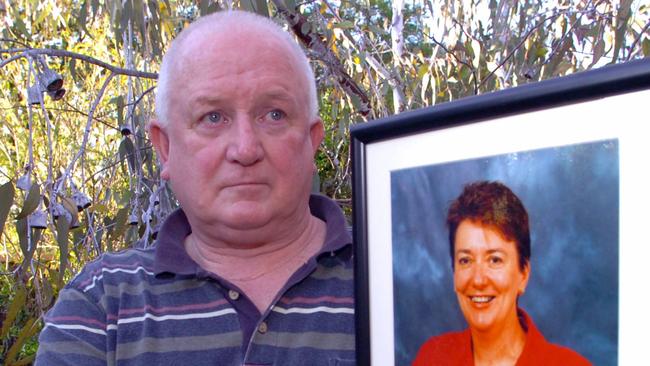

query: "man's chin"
xmin=221 ymin=184 xmax=269 ymax=199
xmin=215 ymin=205 xmax=273 ymax=230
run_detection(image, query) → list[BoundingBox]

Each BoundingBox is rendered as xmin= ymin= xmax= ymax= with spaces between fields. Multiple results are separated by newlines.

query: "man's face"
xmin=150 ymin=29 xmax=323 ymax=244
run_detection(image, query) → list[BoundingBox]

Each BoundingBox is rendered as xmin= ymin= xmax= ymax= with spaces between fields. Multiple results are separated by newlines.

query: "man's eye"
xmin=457 ymin=257 xmax=470 ymax=265
xmin=266 ymin=110 xmax=285 ymax=121
xmin=205 ymin=112 xmax=222 ymax=124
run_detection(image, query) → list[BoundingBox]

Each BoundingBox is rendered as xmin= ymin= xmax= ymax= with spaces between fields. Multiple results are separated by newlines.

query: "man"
xmin=36 ymin=10 xmax=355 ymax=365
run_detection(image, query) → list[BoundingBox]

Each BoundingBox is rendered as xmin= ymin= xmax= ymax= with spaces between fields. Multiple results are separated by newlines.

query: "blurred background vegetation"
xmin=0 ymin=0 xmax=648 ymax=363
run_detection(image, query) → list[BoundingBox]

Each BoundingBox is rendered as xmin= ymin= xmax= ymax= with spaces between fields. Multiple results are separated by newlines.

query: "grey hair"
xmin=154 ymin=10 xmax=318 ymax=126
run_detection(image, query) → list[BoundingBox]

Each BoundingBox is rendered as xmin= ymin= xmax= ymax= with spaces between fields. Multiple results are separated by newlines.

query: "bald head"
xmin=155 ymin=10 xmax=318 ymax=126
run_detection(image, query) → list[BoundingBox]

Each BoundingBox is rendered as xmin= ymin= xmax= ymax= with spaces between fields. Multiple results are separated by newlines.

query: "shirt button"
xmin=258 ymin=321 xmax=268 ymax=334
xmin=228 ymin=290 xmax=240 ymax=301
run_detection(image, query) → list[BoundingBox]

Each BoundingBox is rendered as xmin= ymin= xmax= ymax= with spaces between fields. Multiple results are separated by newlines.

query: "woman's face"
xmin=453 ymin=220 xmax=530 ymax=333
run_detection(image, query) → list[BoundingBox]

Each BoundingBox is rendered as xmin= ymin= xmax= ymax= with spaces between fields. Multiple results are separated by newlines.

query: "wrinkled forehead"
xmin=165 ymin=27 xmax=308 ymax=112
xmin=197 ymin=37 xmax=292 ymax=71
xmin=173 ymin=23 xmax=304 ymax=81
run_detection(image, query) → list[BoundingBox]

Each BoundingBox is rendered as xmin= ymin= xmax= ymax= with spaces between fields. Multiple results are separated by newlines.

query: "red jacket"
xmin=412 ymin=310 xmax=591 ymax=366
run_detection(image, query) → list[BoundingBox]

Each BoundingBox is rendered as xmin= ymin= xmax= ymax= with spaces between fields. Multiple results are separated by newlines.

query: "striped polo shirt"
xmin=36 ymin=195 xmax=355 ymax=365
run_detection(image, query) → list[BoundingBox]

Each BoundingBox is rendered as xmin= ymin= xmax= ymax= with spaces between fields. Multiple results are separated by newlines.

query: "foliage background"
xmin=0 ymin=0 xmax=648 ymax=363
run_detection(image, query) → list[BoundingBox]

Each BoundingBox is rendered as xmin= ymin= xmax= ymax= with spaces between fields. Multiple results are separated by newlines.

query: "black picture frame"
xmin=351 ymin=59 xmax=650 ymax=366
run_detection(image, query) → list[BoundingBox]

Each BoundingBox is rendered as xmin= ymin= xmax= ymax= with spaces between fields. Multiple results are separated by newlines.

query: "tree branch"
xmin=0 ymin=52 xmax=26 ymax=69
xmin=57 ymin=73 xmax=116 ymax=194
xmin=390 ymin=0 xmax=406 ymax=112
xmin=83 ymin=145 xmax=153 ymax=186
xmin=319 ymin=0 xmax=403 ymax=115
xmin=61 ymin=102 xmax=117 ymax=129
xmin=270 ymin=0 xmax=370 ymax=116
xmin=479 ymin=6 xmax=604 ymax=88
xmin=425 ymin=33 xmax=479 ymax=95
xmin=627 ymin=18 xmax=650 ymax=61
xmin=0 ymin=48 xmax=158 ymax=79
xmin=541 ymin=6 xmax=588 ymax=68
xmin=124 ymin=86 xmax=156 ymax=122
xmin=0 ymin=38 xmax=31 ymax=48
xmin=478 ymin=12 xmax=561 ymax=89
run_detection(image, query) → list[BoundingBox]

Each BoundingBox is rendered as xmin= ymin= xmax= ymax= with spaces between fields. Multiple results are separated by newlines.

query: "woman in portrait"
xmin=413 ymin=181 xmax=590 ymax=366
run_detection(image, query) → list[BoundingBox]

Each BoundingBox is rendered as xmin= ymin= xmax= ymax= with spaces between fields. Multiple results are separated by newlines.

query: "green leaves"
xmin=16 ymin=217 xmax=41 ymax=272
xmin=60 ymin=196 xmax=80 ymax=227
xmin=57 ymin=216 xmax=70 ymax=280
xmin=612 ymin=0 xmax=634 ymax=62
xmin=16 ymin=183 xmax=40 ymax=220
xmin=333 ymin=21 xmax=355 ymax=29
xmin=0 ymin=288 xmax=38 ymax=366
xmin=119 ymin=136 xmax=136 ymax=173
xmin=199 ymin=0 xmax=221 ymax=16
xmin=0 ymin=181 xmax=14 ymax=237
xmin=16 ymin=218 xmax=29 ymax=261
xmin=241 ymin=0 xmax=269 ymax=18
xmin=590 ymin=39 xmax=605 ymax=67
xmin=4 ymin=316 xmax=40 ymax=366
xmin=108 ymin=207 xmax=129 ymax=248
xmin=147 ymin=0 xmax=164 ymax=58
xmin=470 ymin=39 xmax=481 ymax=69
xmin=114 ymin=95 xmax=125 ymax=125
xmin=133 ymin=0 xmax=146 ymax=44
xmin=0 ymin=286 xmax=26 ymax=339
xmin=77 ymin=0 xmax=92 ymax=38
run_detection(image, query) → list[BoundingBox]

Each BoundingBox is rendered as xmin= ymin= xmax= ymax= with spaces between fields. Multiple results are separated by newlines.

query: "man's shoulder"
xmin=67 ymin=247 xmax=158 ymax=291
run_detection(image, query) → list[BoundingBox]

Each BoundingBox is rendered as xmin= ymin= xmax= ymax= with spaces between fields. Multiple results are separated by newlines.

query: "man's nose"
xmin=225 ymin=117 xmax=263 ymax=166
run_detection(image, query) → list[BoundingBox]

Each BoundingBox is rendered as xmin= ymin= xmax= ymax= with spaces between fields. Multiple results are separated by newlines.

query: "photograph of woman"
xmin=412 ymin=181 xmax=590 ymax=366
xmin=390 ymin=140 xmax=618 ymax=365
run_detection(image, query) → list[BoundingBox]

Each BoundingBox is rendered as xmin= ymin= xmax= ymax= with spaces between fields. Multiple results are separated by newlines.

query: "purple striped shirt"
xmin=36 ymin=195 xmax=355 ymax=365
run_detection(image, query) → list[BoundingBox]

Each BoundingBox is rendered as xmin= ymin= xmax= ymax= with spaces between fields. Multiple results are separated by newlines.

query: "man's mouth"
xmin=224 ymin=182 xmax=264 ymax=188
xmin=470 ymin=296 xmax=494 ymax=304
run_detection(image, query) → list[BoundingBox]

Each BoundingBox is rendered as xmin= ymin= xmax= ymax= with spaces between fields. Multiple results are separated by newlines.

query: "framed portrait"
xmin=351 ymin=59 xmax=650 ymax=366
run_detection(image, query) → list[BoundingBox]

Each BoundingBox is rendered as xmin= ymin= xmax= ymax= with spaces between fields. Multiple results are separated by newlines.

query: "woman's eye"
xmin=489 ymin=256 xmax=503 ymax=265
xmin=266 ymin=110 xmax=285 ymax=121
xmin=457 ymin=257 xmax=470 ymax=265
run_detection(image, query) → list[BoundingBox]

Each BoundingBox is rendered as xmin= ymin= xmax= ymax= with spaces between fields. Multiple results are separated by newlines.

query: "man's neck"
xmin=184 ymin=214 xmax=327 ymax=312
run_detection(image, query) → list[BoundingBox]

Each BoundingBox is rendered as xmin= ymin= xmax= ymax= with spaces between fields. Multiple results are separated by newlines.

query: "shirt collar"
xmin=152 ymin=194 xmax=352 ymax=277
xmin=152 ymin=209 xmax=196 ymax=276
xmin=310 ymin=194 xmax=352 ymax=255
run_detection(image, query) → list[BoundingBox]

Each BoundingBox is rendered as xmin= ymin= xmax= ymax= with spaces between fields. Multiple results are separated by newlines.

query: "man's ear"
xmin=148 ymin=120 xmax=171 ymax=180
xmin=309 ymin=118 xmax=324 ymax=155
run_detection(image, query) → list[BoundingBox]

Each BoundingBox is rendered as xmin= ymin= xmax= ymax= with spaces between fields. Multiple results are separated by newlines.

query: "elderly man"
xmin=36 ymin=10 xmax=355 ymax=365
